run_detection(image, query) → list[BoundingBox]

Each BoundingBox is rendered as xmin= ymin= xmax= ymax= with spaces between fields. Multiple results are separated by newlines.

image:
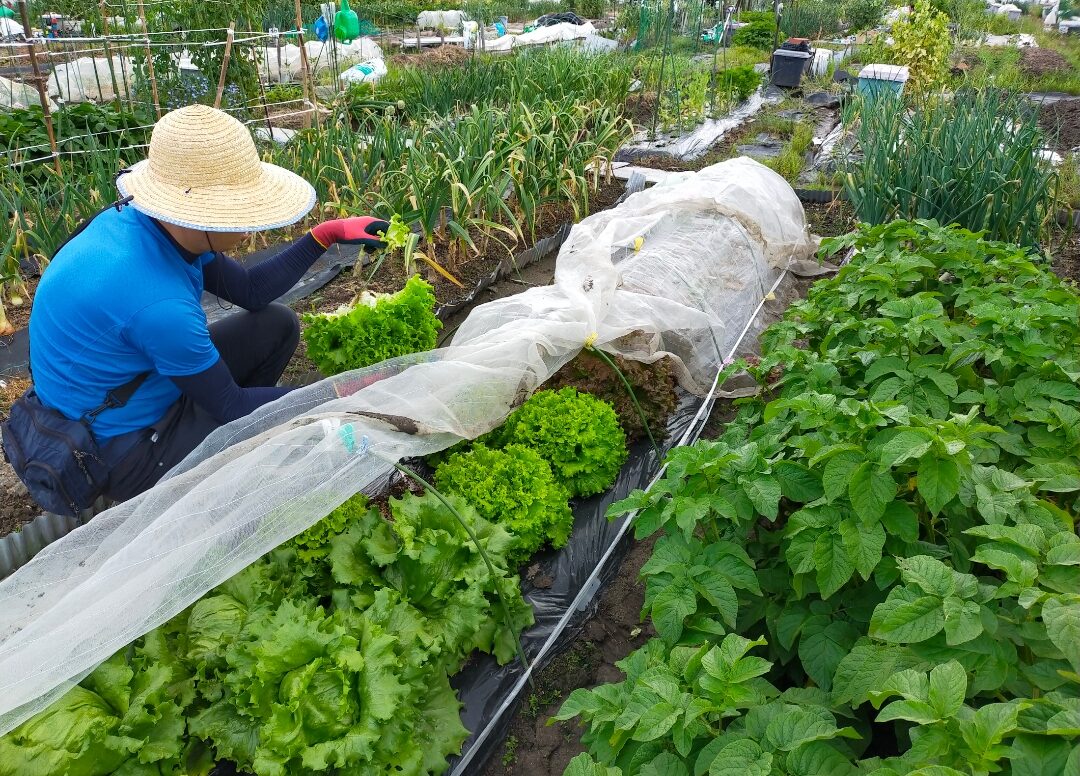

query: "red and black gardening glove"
xmin=311 ymin=216 xmax=390 ymax=252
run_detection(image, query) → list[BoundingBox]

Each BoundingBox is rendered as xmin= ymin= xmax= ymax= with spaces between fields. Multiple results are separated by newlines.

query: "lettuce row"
xmin=486 ymin=387 xmax=628 ymax=498
xmin=0 ymin=492 xmax=531 ymax=776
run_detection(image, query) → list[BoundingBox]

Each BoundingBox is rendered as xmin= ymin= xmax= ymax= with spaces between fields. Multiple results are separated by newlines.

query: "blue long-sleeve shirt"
xmin=30 ymin=206 xmax=324 ymax=437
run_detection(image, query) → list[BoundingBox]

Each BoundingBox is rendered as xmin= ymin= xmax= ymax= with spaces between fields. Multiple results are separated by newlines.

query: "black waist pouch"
xmin=2 ymin=373 xmax=148 ymax=517
xmin=1 ymin=389 xmax=110 ymax=517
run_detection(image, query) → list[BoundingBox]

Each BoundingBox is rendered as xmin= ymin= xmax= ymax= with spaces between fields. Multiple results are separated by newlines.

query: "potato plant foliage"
xmin=558 ymin=221 xmax=1080 ymax=776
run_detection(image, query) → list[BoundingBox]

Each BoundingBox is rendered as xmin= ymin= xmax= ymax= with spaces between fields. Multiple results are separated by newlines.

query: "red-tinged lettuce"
xmin=487 ymin=387 xmax=628 ymax=498
xmin=328 ymin=491 xmax=534 ymax=668
xmin=301 ymin=274 xmax=442 ymax=376
xmin=434 ymin=443 xmax=574 ymax=563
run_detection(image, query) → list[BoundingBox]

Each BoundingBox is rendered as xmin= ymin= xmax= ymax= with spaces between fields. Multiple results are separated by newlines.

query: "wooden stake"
xmin=294 ymin=0 xmax=317 ymax=129
xmin=213 ymin=22 xmax=235 ymax=108
xmin=136 ymin=0 xmax=161 ymax=118
xmin=16 ymin=0 xmax=60 ymax=173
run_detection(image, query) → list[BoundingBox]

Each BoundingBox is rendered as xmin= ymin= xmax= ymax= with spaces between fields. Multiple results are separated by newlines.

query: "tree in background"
xmin=891 ymin=0 xmax=950 ymax=92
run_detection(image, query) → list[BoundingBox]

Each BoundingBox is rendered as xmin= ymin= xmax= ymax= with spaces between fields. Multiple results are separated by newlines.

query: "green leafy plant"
xmin=188 ymin=596 xmax=448 ymax=776
xmin=843 ymin=0 xmax=886 ymax=32
xmin=487 ymin=387 xmax=628 ymax=499
xmin=779 ymin=0 xmax=845 ymax=37
xmin=1 ymin=484 xmax=534 ymax=776
xmin=328 ymin=492 xmax=534 ymax=668
xmin=717 ymin=64 xmax=764 ymax=104
xmin=435 ymin=443 xmax=574 ymax=564
xmin=732 ymin=20 xmax=775 ymax=50
xmin=0 ymin=625 xmax=203 ymax=776
xmin=288 ymin=494 xmax=371 ymax=564
xmin=845 ymin=89 xmax=1057 ymax=245
xmin=560 ymin=220 xmax=1080 ymax=775
xmin=766 ymin=121 xmax=813 ymax=182
xmin=301 ymin=274 xmax=441 ymax=375
xmin=547 ymin=352 xmax=678 ymax=444
xmin=555 ymin=635 xmax=861 ymax=774
xmin=262 ymin=84 xmax=304 ymax=104
xmin=890 ymin=0 xmax=951 ymax=92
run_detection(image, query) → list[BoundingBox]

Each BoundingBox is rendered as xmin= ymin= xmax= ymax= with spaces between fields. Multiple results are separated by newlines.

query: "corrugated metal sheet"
xmin=0 ymin=512 xmax=78 ymax=579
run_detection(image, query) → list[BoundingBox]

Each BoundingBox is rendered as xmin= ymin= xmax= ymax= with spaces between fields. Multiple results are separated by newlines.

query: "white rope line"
xmin=0 ymin=99 xmax=312 ymax=155
xmin=3 ymin=143 xmax=149 ymax=169
xmin=101 ymin=0 xmax=237 ymax=6
xmin=242 ymin=107 xmax=315 ymax=125
xmin=0 ymin=30 xmax=281 ymax=49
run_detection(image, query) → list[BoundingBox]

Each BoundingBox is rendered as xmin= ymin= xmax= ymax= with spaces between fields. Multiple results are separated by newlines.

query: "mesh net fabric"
xmin=0 ymin=157 xmax=816 ymax=734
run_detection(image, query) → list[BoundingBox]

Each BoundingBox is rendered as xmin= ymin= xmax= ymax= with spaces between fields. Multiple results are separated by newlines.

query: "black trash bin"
xmin=771 ymin=48 xmax=812 ymax=88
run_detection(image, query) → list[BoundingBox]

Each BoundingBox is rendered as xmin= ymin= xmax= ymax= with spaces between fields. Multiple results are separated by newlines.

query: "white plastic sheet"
xmin=484 ymin=20 xmax=599 ymax=52
xmin=47 ymin=56 xmax=133 ymax=103
xmin=339 ymin=57 xmax=387 ymax=85
xmin=0 ymin=157 xmax=816 ymax=735
xmin=261 ymin=37 xmax=383 ymax=82
xmin=417 ymin=9 xmax=467 ymax=31
xmin=0 ymin=17 xmax=23 ymax=36
xmin=0 ymin=74 xmax=55 ymax=110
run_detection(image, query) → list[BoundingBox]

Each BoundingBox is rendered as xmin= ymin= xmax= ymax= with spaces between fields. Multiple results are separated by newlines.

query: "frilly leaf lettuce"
xmin=192 ymin=599 xmax=388 ymax=776
xmin=435 ymin=443 xmax=574 ymax=563
xmin=0 ymin=687 xmax=131 ymax=776
xmin=289 ymin=494 xmax=370 ymax=565
xmin=487 ymin=387 xmax=628 ymax=498
xmin=329 ymin=492 xmax=534 ymax=668
xmin=301 ymin=274 xmax=441 ymax=376
xmin=5 ymin=487 xmax=538 ymax=776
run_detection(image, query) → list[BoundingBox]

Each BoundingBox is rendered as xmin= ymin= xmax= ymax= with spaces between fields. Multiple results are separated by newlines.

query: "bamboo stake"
xmin=294 ymin=0 xmax=317 ymax=130
xmin=16 ymin=0 xmax=60 ymax=174
xmin=213 ymin=21 xmax=235 ymax=108
xmin=135 ymin=0 xmax=161 ymax=118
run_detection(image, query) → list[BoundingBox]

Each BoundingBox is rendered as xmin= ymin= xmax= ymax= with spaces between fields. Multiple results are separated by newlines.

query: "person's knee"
xmin=261 ymin=303 xmax=300 ymax=350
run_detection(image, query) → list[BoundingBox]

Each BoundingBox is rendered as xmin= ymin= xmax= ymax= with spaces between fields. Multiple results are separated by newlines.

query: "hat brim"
xmin=116 ymin=159 xmax=317 ymax=233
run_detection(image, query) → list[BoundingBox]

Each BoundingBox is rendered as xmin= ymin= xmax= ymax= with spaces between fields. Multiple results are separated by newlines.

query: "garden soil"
xmin=0 ymin=464 xmax=35 ymax=537
xmin=1052 ymin=226 xmax=1080 ymax=285
xmin=802 ymin=198 xmax=857 ymax=238
xmin=1020 ymin=48 xmax=1072 ymax=77
xmin=4 ymin=277 xmax=34 ymax=333
xmin=481 ymin=536 xmax=658 ymax=776
xmin=388 ymin=44 xmax=471 ymax=69
xmin=0 ymin=375 xmax=35 ymax=536
xmin=1039 ymin=98 xmax=1080 ymax=151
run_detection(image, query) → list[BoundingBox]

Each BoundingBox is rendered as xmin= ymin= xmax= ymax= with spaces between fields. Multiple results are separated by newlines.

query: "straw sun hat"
xmin=116 ymin=104 xmax=317 ymax=233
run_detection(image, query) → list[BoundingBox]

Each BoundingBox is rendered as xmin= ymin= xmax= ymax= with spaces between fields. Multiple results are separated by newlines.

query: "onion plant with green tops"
xmin=844 ymin=89 xmax=1057 ymax=246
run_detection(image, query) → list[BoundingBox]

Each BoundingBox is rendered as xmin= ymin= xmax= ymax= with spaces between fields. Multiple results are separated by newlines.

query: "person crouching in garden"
xmin=2 ymin=104 xmax=388 ymax=517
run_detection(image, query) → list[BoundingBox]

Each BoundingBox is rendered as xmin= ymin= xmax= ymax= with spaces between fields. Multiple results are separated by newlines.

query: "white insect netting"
xmin=0 ymin=156 xmax=816 ymax=735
